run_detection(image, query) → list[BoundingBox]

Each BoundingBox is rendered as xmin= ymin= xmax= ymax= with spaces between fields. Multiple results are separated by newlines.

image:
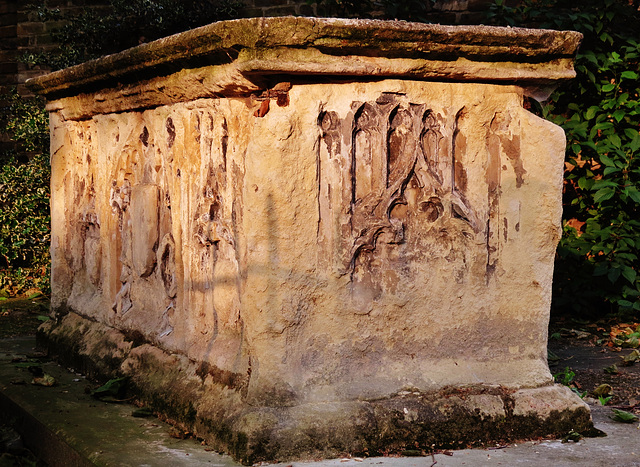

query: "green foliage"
xmin=598 ymin=395 xmax=612 ymax=406
xmin=553 ymin=366 xmax=576 ymax=386
xmin=0 ymin=152 xmax=50 ymax=265
xmin=553 ymin=366 xmax=586 ymax=398
xmin=0 ymin=90 xmax=51 ymax=297
xmin=91 ymin=376 xmax=129 ymax=400
xmin=22 ymin=0 xmax=244 ymax=70
xmin=2 ymin=90 xmax=49 ymax=154
xmin=0 ymin=152 xmax=51 ymax=294
xmin=488 ymin=0 xmax=640 ymax=318
xmin=610 ymin=408 xmax=639 ymax=423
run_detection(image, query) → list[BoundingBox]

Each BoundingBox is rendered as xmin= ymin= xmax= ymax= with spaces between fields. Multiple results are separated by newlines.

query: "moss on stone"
xmin=38 ymin=312 xmax=596 ymax=465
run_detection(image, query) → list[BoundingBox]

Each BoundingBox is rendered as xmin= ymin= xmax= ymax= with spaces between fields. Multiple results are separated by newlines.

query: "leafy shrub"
xmin=0 ymin=152 xmax=51 ymax=296
xmin=0 ymin=90 xmax=51 ymax=296
xmin=487 ymin=0 xmax=640 ymax=318
xmin=0 ymin=151 xmax=50 ymax=268
xmin=2 ymin=90 xmax=49 ymax=154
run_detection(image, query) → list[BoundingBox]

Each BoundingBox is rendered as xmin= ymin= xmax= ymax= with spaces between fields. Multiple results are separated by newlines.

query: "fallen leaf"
xmin=547 ymin=349 xmax=561 ymax=362
xmin=562 ymin=430 xmax=583 ymax=443
xmin=610 ymin=409 xmax=639 ymax=423
xmin=604 ymin=364 xmax=619 ymax=374
xmin=594 ymin=384 xmax=613 ymax=397
xmin=169 ymin=427 xmax=188 ymax=439
xmin=91 ymin=376 xmax=128 ymax=399
xmin=401 ymin=450 xmax=424 ymax=457
xmin=569 ymin=329 xmax=591 ymax=339
xmin=32 ymin=373 xmax=56 ymax=387
xmin=623 ymin=336 xmax=640 ymax=348
xmin=14 ymin=361 xmax=42 ymax=369
xmin=622 ymin=349 xmax=640 ymax=366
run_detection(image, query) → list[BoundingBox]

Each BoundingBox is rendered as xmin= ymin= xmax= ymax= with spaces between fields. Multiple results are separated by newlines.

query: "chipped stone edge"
xmin=38 ymin=312 xmax=595 ymax=465
xmin=26 ymin=16 xmax=582 ymax=102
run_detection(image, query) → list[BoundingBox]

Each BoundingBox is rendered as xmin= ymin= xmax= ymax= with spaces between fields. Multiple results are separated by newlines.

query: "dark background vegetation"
xmin=1 ymin=0 xmax=640 ymax=321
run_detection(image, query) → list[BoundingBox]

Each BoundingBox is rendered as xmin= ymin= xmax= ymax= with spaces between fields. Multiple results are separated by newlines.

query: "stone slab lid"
xmin=27 ymin=16 xmax=582 ymax=101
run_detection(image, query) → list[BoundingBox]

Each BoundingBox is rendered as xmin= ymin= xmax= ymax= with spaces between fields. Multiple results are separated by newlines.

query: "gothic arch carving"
xmin=318 ymin=93 xmax=480 ymax=273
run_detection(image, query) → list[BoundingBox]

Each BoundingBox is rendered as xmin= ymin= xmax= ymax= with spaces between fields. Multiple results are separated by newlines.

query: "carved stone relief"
xmin=188 ymin=108 xmax=241 ymax=345
xmin=157 ymin=233 xmax=177 ymax=299
xmin=318 ymin=93 xmax=480 ymax=275
xmin=484 ymin=110 xmax=523 ymax=282
xmin=110 ymin=174 xmax=132 ymax=315
xmin=82 ymin=212 xmax=101 ymax=287
xmin=131 ymin=184 xmax=160 ymax=278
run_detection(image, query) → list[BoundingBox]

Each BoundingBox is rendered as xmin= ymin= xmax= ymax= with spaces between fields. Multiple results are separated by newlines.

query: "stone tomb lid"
xmin=27 ymin=16 xmax=582 ymax=104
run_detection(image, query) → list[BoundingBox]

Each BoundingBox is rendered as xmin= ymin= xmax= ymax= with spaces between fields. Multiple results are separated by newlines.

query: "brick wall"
xmin=3 ymin=1 xmax=110 ymax=96
xmin=241 ymin=0 xmax=498 ymax=23
xmin=0 ymin=0 xmax=17 ymax=97
xmin=242 ymin=0 xmax=316 ymax=17
xmin=430 ymin=0 xmax=496 ymax=24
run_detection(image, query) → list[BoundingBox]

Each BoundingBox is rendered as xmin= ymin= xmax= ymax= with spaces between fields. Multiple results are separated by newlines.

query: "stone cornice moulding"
xmin=27 ymin=17 xmax=582 ymax=118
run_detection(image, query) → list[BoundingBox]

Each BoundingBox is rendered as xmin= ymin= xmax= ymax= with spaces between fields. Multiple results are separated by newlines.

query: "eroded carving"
xmin=83 ymin=212 xmax=101 ymax=286
xmin=318 ymin=94 xmax=479 ymax=272
xmin=131 ymin=184 xmax=160 ymax=278
xmin=195 ymin=163 xmax=233 ymax=248
xmin=157 ymin=233 xmax=177 ymax=298
xmin=166 ymin=117 xmax=176 ymax=148
xmin=110 ymin=178 xmax=131 ymax=231
xmin=113 ymin=281 xmax=132 ymax=314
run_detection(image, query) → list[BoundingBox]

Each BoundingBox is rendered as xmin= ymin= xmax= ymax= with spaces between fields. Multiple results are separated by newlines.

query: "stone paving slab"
xmin=0 ymin=336 xmax=238 ymax=466
xmin=2 ymin=335 xmax=639 ymax=466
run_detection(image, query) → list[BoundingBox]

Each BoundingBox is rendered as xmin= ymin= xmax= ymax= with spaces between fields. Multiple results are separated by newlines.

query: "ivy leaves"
xmin=565 ymin=37 xmax=640 ymax=314
xmin=0 ymin=90 xmax=51 ymax=296
xmin=555 ymin=2 xmax=640 ymax=316
xmin=0 ymin=152 xmax=51 ymax=269
xmin=490 ymin=0 xmax=640 ymax=317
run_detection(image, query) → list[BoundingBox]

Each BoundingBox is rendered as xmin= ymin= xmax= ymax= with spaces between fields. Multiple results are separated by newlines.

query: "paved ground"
xmin=1 ymin=298 xmax=640 ymax=466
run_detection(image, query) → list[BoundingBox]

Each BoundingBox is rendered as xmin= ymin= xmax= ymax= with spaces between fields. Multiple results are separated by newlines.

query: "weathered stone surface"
xmin=30 ymin=17 xmax=587 ymax=464
xmin=29 ymin=17 xmax=581 ymax=119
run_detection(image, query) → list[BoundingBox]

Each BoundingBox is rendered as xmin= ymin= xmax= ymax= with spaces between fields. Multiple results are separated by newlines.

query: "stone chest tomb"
xmin=28 ymin=17 xmax=589 ymax=464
